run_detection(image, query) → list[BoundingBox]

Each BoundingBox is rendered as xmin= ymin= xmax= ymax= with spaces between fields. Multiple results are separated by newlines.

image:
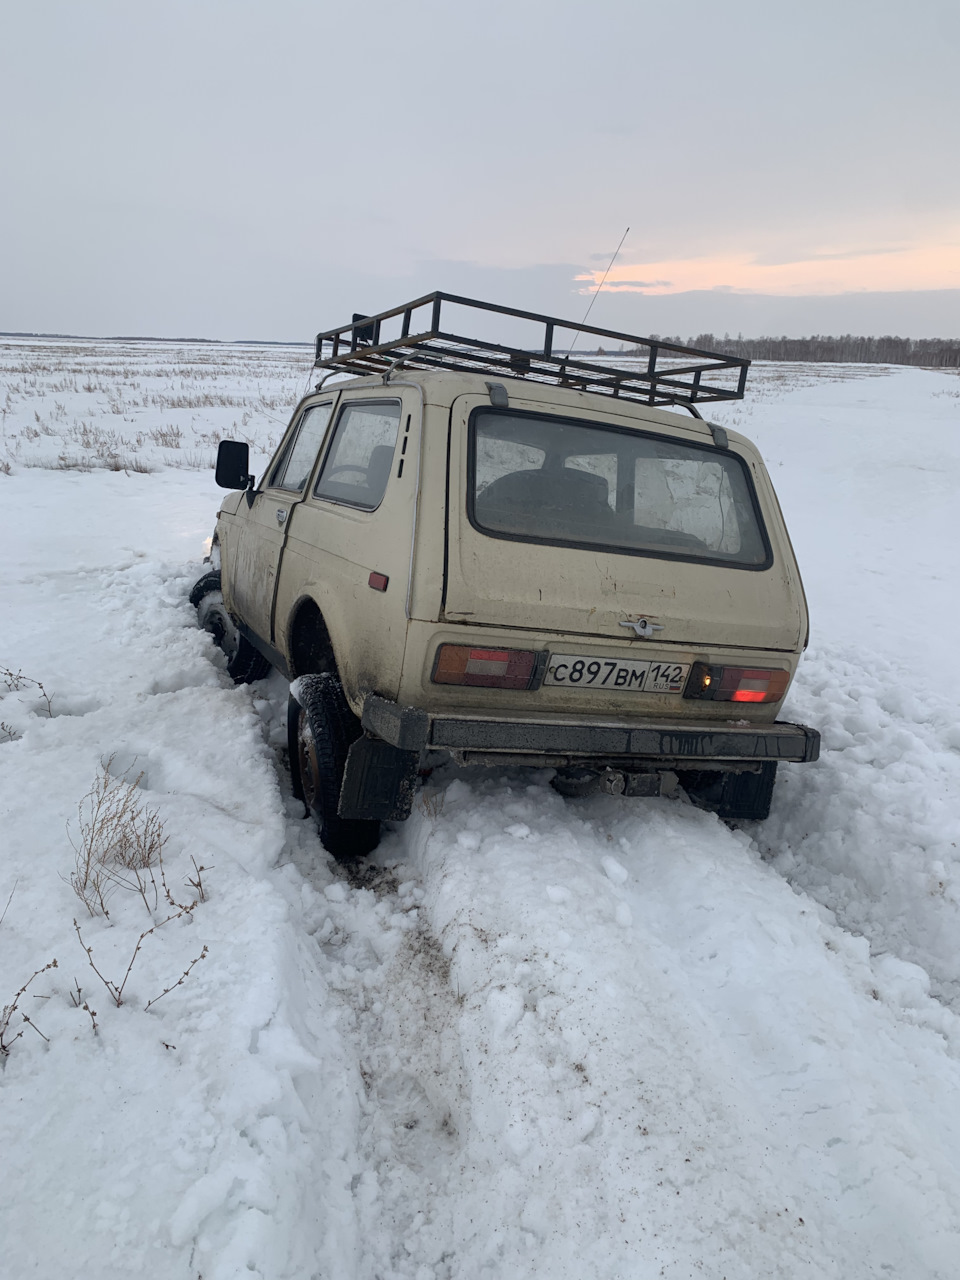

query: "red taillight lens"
xmin=684 ymin=662 xmax=790 ymax=704
xmin=432 ymin=644 xmax=539 ymax=690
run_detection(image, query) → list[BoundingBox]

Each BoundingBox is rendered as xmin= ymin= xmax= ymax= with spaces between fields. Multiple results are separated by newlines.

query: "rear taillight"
xmin=432 ymin=644 xmax=542 ymax=690
xmin=684 ymin=662 xmax=790 ymax=704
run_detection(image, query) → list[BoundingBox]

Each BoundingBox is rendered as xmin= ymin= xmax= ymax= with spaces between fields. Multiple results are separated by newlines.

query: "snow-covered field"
xmin=1 ymin=337 xmax=959 ymax=1279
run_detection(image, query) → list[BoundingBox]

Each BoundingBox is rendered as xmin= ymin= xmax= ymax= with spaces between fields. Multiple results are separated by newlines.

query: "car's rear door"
xmin=442 ymin=392 xmax=804 ymax=653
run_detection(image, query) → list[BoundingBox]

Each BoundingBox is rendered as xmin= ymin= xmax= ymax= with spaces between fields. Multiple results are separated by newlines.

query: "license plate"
xmin=544 ymin=655 xmax=689 ymax=693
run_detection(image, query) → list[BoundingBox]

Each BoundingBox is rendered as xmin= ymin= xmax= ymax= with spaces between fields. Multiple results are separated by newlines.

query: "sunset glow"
xmin=576 ymin=241 xmax=960 ymax=297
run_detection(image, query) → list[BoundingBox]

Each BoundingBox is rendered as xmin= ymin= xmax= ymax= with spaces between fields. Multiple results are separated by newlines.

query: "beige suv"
xmin=192 ymin=293 xmax=819 ymax=860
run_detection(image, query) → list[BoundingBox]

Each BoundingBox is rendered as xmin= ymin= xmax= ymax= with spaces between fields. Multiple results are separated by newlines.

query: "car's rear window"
xmin=469 ymin=409 xmax=771 ymax=568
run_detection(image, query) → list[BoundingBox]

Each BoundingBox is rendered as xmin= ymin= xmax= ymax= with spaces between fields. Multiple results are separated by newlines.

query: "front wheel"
xmin=288 ymin=674 xmax=381 ymax=862
xmin=190 ymin=570 xmax=271 ymax=684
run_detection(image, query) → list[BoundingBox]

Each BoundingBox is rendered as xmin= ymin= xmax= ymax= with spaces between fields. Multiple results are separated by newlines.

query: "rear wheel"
xmin=679 ymin=762 xmax=777 ymax=822
xmin=190 ymin=571 xmax=271 ymax=684
xmin=288 ymin=674 xmax=381 ymax=862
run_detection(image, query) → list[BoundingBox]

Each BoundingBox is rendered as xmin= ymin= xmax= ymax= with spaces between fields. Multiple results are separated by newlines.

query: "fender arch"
xmin=286 ymin=596 xmax=338 ymax=679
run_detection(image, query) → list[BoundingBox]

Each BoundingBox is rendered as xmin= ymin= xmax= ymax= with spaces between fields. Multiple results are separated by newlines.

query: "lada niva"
xmin=192 ymin=293 xmax=819 ymax=860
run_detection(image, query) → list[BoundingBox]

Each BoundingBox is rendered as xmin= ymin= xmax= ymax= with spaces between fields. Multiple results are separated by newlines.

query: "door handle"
xmin=276 ymin=508 xmax=287 ymax=525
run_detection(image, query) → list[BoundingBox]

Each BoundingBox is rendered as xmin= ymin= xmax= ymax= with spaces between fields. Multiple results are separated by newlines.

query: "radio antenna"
xmin=566 ymin=225 xmax=630 ymax=358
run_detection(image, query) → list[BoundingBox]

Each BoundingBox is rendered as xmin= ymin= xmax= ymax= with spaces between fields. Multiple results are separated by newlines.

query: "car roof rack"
xmin=314 ymin=291 xmax=749 ymax=407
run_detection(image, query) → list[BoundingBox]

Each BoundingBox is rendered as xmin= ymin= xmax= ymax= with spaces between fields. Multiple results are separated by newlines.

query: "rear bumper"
xmin=360 ymin=694 xmax=820 ymax=766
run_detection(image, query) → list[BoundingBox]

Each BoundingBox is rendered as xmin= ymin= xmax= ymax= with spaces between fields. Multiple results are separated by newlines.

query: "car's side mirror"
xmin=215 ymin=440 xmax=254 ymax=490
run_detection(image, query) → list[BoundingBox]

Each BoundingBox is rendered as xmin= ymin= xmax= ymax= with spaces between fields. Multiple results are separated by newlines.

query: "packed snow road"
xmin=1 ymin=345 xmax=959 ymax=1278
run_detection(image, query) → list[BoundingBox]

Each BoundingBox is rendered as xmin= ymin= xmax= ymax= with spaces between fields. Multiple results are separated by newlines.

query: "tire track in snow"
xmin=276 ymin=742 xmax=960 ymax=1279
xmin=273 ymin=795 xmax=469 ymax=1280
xmin=382 ymin=777 xmax=828 ymax=1279
xmin=358 ymin=768 xmax=960 ymax=1279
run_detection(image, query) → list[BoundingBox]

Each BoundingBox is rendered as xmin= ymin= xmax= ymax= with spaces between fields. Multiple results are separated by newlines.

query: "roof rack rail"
xmin=314 ymin=292 xmax=749 ymax=406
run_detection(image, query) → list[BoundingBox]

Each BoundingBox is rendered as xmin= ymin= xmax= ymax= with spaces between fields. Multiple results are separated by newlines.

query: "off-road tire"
xmin=288 ymin=674 xmax=381 ymax=861
xmin=190 ymin=570 xmax=271 ymax=684
xmin=189 ymin=570 xmax=223 ymax=609
xmin=679 ymin=762 xmax=777 ymax=822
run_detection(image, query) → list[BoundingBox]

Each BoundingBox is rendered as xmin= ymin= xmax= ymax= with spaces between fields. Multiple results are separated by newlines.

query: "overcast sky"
xmin=2 ymin=0 xmax=959 ymax=340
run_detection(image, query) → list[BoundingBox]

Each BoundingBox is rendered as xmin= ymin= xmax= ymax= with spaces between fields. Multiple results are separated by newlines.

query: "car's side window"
xmin=313 ymin=400 xmax=402 ymax=510
xmin=269 ymin=402 xmax=334 ymax=492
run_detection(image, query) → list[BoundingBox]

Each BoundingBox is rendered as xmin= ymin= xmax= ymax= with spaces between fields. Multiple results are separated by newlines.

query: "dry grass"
xmin=0 ymin=335 xmax=311 ymax=474
xmin=416 ymin=786 xmax=447 ymax=819
xmin=63 ymin=759 xmax=213 ymax=1022
xmin=149 ymin=424 xmax=183 ymax=448
xmin=68 ymin=758 xmax=168 ymax=918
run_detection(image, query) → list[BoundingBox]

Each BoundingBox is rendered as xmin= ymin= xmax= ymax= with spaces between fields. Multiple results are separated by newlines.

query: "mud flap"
xmin=339 ymin=734 xmax=422 ymax=821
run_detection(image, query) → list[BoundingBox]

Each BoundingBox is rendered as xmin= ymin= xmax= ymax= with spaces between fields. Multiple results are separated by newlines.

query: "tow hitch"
xmin=552 ymin=767 xmax=681 ymax=799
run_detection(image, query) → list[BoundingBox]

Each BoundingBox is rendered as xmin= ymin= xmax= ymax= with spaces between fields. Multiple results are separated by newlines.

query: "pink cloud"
xmin=575 ymin=241 xmax=960 ymax=296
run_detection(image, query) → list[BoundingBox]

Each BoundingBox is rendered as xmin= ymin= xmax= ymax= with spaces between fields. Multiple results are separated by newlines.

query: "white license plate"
xmin=544 ymin=655 xmax=689 ymax=693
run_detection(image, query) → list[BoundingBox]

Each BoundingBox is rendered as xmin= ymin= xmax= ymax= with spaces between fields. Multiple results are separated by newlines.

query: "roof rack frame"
xmin=314 ymin=292 xmax=749 ymax=407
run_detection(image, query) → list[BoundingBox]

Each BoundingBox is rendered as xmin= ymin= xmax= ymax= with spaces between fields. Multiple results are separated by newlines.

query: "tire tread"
xmin=190 ymin=570 xmax=271 ymax=683
xmin=291 ymin=674 xmax=380 ymax=861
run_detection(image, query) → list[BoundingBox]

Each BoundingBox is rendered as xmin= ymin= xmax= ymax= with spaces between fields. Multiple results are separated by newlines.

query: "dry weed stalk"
xmin=0 ymin=666 xmax=53 ymax=715
xmin=0 ymin=882 xmax=16 ymax=927
xmin=69 ymin=758 xmax=168 ymax=917
xmin=69 ymin=980 xmax=99 ymax=1035
xmin=1 ymin=959 xmax=57 ymax=1057
xmin=73 ymin=915 xmax=206 ymax=1011
xmin=186 ymin=856 xmax=212 ymax=903
xmin=144 ymin=946 xmax=209 ymax=1011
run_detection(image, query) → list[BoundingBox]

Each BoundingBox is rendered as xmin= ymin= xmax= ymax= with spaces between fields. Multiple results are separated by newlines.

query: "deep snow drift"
xmin=1 ymin=339 xmax=959 ymax=1279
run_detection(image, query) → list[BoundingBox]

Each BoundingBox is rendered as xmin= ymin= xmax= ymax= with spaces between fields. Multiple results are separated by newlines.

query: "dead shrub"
xmin=1 ymin=960 xmax=57 ymax=1057
xmin=1 ymin=666 xmax=53 ymax=715
xmin=68 ymin=758 xmax=167 ymax=917
xmin=74 ymin=916 xmax=207 ymax=1011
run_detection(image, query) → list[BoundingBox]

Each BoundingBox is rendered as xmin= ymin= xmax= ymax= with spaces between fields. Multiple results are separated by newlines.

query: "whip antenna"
xmin=566 ymin=225 xmax=630 ymax=357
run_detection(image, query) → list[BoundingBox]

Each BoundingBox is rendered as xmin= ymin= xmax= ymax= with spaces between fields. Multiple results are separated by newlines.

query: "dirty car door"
xmin=273 ymin=390 xmax=417 ymax=700
xmin=227 ymin=399 xmax=336 ymax=644
xmin=442 ymin=394 xmax=804 ymax=652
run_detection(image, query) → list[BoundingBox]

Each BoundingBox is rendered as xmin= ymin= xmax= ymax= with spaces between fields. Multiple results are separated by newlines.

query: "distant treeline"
xmin=632 ymin=334 xmax=960 ymax=367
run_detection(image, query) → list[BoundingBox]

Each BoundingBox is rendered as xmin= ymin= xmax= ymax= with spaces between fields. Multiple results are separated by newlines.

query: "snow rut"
xmin=286 ymin=763 xmax=960 ymax=1279
xmin=277 ymin=819 xmax=469 ymax=1279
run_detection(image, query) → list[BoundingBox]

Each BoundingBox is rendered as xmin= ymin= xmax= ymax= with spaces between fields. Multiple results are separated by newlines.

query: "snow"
xmin=2 ymin=341 xmax=960 ymax=1278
